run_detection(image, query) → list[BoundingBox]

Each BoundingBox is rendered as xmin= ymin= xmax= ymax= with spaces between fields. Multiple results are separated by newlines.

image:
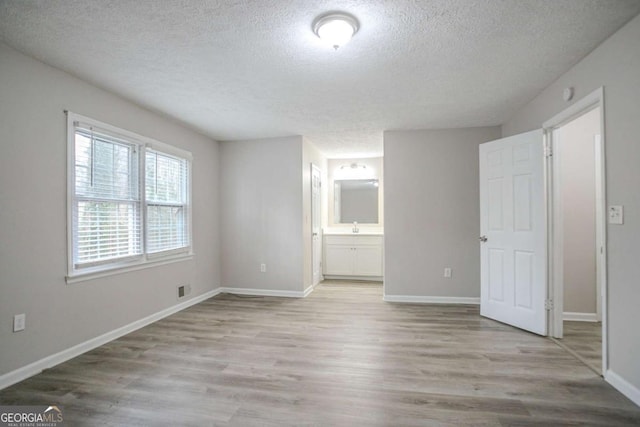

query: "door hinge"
xmin=544 ymin=145 xmax=553 ymax=158
xmin=545 ymin=299 xmax=554 ymax=310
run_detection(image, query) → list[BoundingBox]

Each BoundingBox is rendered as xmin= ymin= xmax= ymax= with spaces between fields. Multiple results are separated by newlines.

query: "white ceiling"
xmin=1 ymin=1 xmax=639 ymax=157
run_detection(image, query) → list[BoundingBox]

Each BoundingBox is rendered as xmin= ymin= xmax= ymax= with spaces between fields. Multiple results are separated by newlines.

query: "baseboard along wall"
xmin=606 ymin=369 xmax=640 ymax=408
xmin=563 ymin=312 xmax=599 ymax=322
xmin=383 ymin=295 xmax=480 ymax=305
xmin=0 ymin=288 xmax=221 ymax=391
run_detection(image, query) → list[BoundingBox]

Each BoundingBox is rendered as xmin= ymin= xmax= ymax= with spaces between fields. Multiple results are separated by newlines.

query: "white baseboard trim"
xmin=303 ymin=285 xmax=314 ymax=297
xmin=323 ymin=275 xmax=383 ymax=282
xmin=219 ymin=287 xmax=308 ymax=298
xmin=563 ymin=312 xmax=599 ymax=322
xmin=606 ymin=369 xmax=640 ymax=407
xmin=383 ymin=295 xmax=480 ymax=305
xmin=0 ymin=288 xmax=221 ymax=391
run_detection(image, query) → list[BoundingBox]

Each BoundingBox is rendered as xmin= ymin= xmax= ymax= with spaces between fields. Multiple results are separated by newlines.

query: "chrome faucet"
xmin=352 ymin=221 xmax=359 ymax=233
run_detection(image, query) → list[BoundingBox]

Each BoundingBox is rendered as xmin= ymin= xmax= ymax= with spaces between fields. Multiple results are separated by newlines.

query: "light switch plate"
xmin=13 ymin=313 xmax=25 ymax=332
xmin=608 ymin=205 xmax=624 ymax=225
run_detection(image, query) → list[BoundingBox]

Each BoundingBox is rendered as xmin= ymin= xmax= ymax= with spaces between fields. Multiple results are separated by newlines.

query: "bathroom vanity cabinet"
xmin=323 ymin=234 xmax=383 ymax=280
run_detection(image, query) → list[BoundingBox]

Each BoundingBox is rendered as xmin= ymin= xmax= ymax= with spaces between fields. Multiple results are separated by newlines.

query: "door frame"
xmin=311 ymin=163 xmax=322 ymax=286
xmin=542 ymin=87 xmax=607 ymax=374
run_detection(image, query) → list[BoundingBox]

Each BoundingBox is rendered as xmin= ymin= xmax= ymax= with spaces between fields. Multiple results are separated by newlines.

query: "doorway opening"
xmin=544 ymin=89 xmax=606 ymax=375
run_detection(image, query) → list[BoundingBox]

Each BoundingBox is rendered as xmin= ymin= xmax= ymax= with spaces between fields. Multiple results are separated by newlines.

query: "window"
xmin=68 ymin=112 xmax=192 ymax=279
xmin=145 ymin=149 xmax=189 ymax=254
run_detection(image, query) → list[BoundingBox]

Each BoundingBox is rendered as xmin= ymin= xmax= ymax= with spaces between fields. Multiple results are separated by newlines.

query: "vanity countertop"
xmin=323 ymin=231 xmax=384 ymax=236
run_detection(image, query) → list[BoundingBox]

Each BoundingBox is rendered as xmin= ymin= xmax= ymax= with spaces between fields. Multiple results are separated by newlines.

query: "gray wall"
xmin=383 ymin=127 xmax=501 ymax=298
xmin=502 ymin=14 xmax=640 ymax=391
xmin=559 ymin=108 xmax=599 ymax=315
xmin=220 ymin=136 xmax=304 ymax=292
xmin=0 ymin=43 xmax=220 ymax=376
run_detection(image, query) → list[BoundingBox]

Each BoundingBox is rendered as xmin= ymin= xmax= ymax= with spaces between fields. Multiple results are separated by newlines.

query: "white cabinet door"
xmin=324 ymin=245 xmax=353 ymax=275
xmin=354 ymin=246 xmax=382 ymax=276
xmin=324 ymin=235 xmax=383 ymax=278
xmin=480 ymin=129 xmax=546 ymax=336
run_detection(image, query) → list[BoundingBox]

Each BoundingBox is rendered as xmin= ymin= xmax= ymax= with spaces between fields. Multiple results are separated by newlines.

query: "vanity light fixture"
xmin=312 ymin=12 xmax=359 ymax=50
xmin=340 ymin=162 xmax=366 ymax=170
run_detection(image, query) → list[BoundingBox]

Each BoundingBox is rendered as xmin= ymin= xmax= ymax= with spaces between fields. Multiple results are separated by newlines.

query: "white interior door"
xmin=479 ymin=129 xmax=547 ymax=335
xmin=311 ymin=164 xmax=322 ymax=286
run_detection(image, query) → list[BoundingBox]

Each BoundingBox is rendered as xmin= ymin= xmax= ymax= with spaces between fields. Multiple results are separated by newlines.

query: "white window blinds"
xmin=73 ymin=125 xmax=142 ymax=268
xmin=145 ymin=149 xmax=190 ymax=254
xmin=68 ymin=113 xmax=192 ymax=277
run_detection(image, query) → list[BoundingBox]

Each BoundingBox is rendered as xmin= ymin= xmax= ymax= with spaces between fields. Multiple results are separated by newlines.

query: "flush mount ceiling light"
xmin=312 ymin=12 xmax=359 ymax=50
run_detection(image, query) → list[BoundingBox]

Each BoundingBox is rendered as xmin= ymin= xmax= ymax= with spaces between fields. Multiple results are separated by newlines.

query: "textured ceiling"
xmin=1 ymin=0 xmax=639 ymax=157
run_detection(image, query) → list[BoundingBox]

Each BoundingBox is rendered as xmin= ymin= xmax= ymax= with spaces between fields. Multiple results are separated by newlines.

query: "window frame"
xmin=66 ymin=112 xmax=193 ymax=283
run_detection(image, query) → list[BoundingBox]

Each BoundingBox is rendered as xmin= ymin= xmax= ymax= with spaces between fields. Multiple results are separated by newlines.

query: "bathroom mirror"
xmin=334 ymin=179 xmax=379 ymax=224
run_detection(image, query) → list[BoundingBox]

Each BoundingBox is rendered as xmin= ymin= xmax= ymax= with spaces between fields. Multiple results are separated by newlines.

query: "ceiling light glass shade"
xmin=313 ymin=13 xmax=359 ymax=50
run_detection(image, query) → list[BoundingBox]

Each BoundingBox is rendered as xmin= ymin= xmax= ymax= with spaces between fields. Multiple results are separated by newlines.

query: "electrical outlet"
xmin=444 ymin=268 xmax=452 ymax=278
xmin=13 ymin=313 xmax=25 ymax=332
xmin=260 ymin=263 xmax=267 ymax=273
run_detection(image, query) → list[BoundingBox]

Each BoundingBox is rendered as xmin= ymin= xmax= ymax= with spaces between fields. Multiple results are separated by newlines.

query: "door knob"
xmin=479 ymin=235 xmax=488 ymax=242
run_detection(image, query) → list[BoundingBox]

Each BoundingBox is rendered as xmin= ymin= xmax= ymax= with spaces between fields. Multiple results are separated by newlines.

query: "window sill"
xmin=66 ymin=252 xmax=194 ymax=284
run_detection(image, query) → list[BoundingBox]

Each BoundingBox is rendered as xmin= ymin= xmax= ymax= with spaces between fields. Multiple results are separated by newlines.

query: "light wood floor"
xmin=1 ymin=281 xmax=638 ymax=426
xmin=561 ymin=320 xmax=603 ymax=374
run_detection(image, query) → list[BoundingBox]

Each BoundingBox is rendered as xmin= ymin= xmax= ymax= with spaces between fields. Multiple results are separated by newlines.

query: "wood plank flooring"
xmin=560 ymin=321 xmax=602 ymax=374
xmin=1 ymin=281 xmax=638 ymax=426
